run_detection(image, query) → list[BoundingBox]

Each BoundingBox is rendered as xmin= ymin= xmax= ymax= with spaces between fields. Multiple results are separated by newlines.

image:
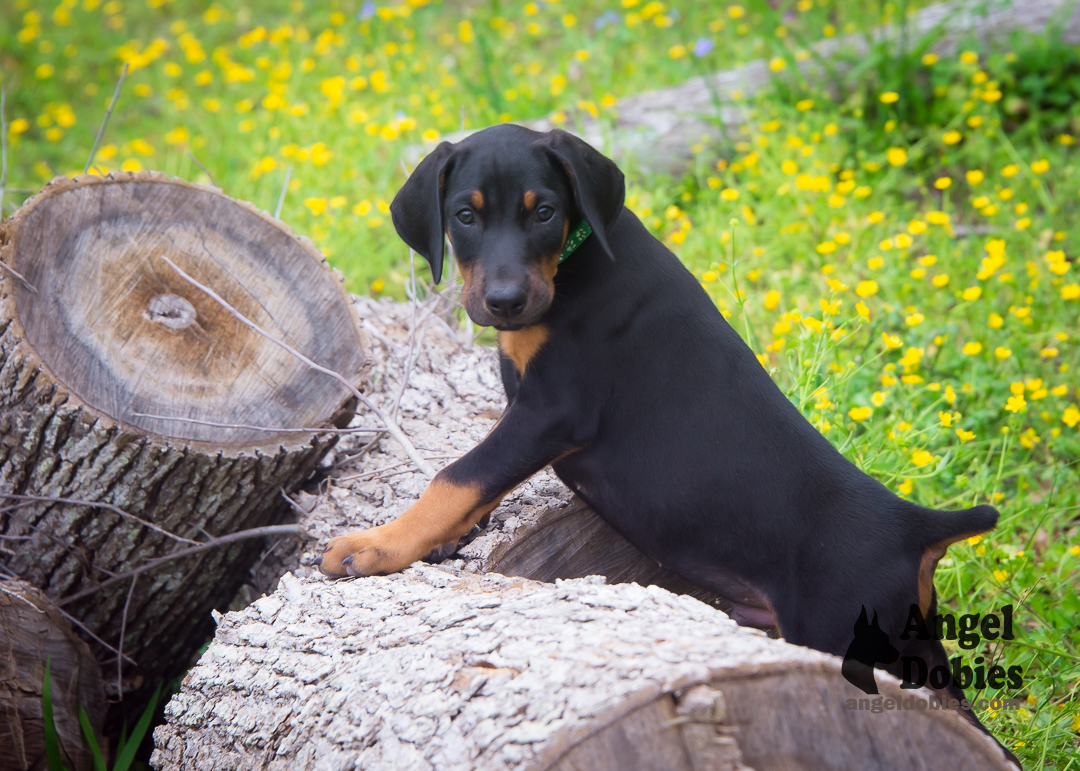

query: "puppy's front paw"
xmin=319 ymin=528 xmax=414 ymax=577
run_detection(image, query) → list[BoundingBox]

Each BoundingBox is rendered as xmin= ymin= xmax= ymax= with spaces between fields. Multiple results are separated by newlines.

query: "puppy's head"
xmin=390 ymin=125 xmax=624 ymax=330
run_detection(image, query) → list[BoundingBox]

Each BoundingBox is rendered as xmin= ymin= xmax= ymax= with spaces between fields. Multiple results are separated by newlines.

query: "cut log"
xmin=0 ymin=172 xmax=365 ymax=717
xmin=151 ymin=567 xmax=1015 ymax=771
xmin=0 ymin=578 xmax=105 ymax=771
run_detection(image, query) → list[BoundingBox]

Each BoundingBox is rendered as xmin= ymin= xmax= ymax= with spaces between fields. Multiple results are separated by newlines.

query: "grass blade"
xmin=77 ymin=704 xmax=108 ymax=771
xmin=113 ymin=682 xmax=162 ymax=771
xmin=41 ymin=659 xmax=69 ymax=771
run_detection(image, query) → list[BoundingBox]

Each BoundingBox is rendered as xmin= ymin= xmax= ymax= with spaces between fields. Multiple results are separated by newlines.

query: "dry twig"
xmin=58 ymin=523 xmax=304 ymax=606
xmin=85 ymin=62 xmax=128 ymax=174
xmin=132 ymin=412 xmax=380 ymax=435
xmin=0 ymin=493 xmax=199 ymax=545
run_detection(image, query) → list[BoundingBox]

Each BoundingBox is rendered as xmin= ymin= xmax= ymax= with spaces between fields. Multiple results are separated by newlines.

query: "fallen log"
xmin=0 ymin=172 xmax=365 ymax=721
xmin=152 ymin=566 xmax=1014 ymax=770
xmin=0 ymin=578 xmax=105 ymax=771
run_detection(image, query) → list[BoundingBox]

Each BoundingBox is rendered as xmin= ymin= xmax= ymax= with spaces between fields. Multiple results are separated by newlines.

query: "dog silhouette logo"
xmin=842 ymin=606 xmax=900 ymax=694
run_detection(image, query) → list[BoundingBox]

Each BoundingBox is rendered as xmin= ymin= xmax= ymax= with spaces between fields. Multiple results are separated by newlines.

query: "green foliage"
xmin=41 ymin=667 xmax=162 ymax=771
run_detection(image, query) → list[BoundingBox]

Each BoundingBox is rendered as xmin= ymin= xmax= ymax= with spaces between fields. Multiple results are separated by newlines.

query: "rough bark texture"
xmin=152 ymin=567 xmax=1014 ymax=771
xmin=405 ymin=0 xmax=1080 ymax=174
xmin=0 ymin=579 xmax=105 ymax=771
xmin=0 ymin=172 xmax=365 ymax=719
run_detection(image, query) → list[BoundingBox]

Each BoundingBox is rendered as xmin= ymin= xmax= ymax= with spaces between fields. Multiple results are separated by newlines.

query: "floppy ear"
xmin=390 ymin=141 xmax=455 ymax=284
xmin=541 ymin=129 xmax=625 ymax=261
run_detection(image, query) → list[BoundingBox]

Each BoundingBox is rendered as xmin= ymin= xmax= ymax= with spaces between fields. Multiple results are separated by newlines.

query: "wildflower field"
xmin=2 ymin=0 xmax=1080 ymax=765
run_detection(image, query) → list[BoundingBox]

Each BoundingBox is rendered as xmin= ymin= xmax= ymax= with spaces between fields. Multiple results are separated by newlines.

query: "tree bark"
xmin=152 ymin=567 xmax=1015 ymax=771
xmin=0 ymin=172 xmax=365 ymax=723
xmin=0 ymin=579 xmax=106 ymax=771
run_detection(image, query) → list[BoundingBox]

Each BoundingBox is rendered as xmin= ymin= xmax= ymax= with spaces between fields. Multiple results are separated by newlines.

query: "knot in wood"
xmin=143 ymin=293 xmax=196 ymax=329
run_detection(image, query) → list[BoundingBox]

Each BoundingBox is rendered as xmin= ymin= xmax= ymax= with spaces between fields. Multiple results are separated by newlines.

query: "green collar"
xmin=559 ymin=219 xmax=592 ymax=263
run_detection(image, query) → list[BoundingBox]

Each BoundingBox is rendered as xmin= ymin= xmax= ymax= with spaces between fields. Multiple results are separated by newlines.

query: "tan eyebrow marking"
xmin=523 ymin=190 xmax=536 ymax=210
xmin=470 ymin=190 xmax=484 ymax=209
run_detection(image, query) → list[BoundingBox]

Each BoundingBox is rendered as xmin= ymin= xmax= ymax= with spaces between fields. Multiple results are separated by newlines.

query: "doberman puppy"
xmin=320 ymin=125 xmax=1016 ymax=764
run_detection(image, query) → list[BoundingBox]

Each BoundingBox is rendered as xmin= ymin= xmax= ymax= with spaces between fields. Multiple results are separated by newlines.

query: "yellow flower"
xmin=816 ymin=241 xmax=837 ymax=254
xmin=995 ymin=346 xmax=1012 ymax=360
xmin=1041 ymin=347 xmax=1059 ymax=358
xmin=820 ymin=298 xmax=841 ymax=315
xmin=721 ymin=188 xmax=739 ymax=201
xmin=769 ymin=57 xmax=786 ymax=71
xmin=1051 ymin=384 xmax=1068 ymax=397
xmin=849 ymin=406 xmax=872 ymax=421
xmin=796 ymin=99 xmax=814 ymax=111
xmin=898 ymin=478 xmax=913 ymax=495
xmin=887 ymin=147 xmax=907 ymax=166
xmin=855 ymin=280 xmax=878 ymax=297
xmin=962 ymin=341 xmax=983 ymax=356
xmin=945 ymin=385 xmax=956 ymax=404
xmin=871 ymin=391 xmax=887 ymax=406
xmin=922 ymin=53 xmax=938 ymax=65
xmin=1062 ymin=283 xmax=1080 ymax=300
xmin=911 ymin=450 xmax=934 ymax=467
xmin=926 ymin=211 xmax=949 ymax=225
xmin=882 ymin=333 xmax=903 ymax=350
xmin=880 ymin=92 xmax=899 ymax=104
xmin=371 ymin=279 xmax=385 ymax=292
xmin=803 ymin=317 xmax=823 ymax=333
xmin=825 ymin=278 xmax=848 ymax=291
xmin=1005 ymin=394 xmax=1026 ymax=412
xmin=934 ymin=177 xmax=952 ymax=190
xmin=962 ymin=286 xmax=982 ymax=301
xmin=955 ymin=428 xmax=976 ymax=443
xmin=960 ymin=50 xmax=978 ymax=64
xmin=966 ymin=170 xmax=984 ymax=184
xmin=1070 ymin=545 xmax=1080 ymax=556
xmin=932 ymin=274 xmax=950 ymax=288
xmin=1016 ymin=217 xmax=1031 ymax=230
xmin=1030 ymin=159 xmax=1050 ymax=174
xmin=764 ymin=290 xmax=780 ymax=310
xmin=943 ymin=130 xmax=962 ymax=145
xmin=938 ymin=410 xmax=954 ymax=427
xmin=988 ymin=312 xmax=1004 ymax=328
xmin=304 ymin=197 xmax=327 ymax=215
xmin=121 ymin=158 xmax=143 ymax=172
xmin=895 ymin=233 xmax=913 ymax=249
xmin=1063 ymin=406 xmax=1080 ymax=427
xmin=1009 ymin=381 xmax=1025 ymax=396
xmin=905 ymin=313 xmax=924 ymax=326
xmin=856 ymin=301 xmax=870 ymax=321
xmin=992 ymin=569 xmax=1008 ymax=582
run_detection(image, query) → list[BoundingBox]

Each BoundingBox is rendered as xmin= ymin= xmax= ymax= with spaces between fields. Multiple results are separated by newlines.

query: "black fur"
xmin=390 ymin=124 xmax=1016 ymax=765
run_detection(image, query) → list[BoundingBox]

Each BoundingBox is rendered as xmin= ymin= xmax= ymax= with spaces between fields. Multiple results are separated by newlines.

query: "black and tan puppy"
xmin=320 ymin=125 xmax=1014 ymax=761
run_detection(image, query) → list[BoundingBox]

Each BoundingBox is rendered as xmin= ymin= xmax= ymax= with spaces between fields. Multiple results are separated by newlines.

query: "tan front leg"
xmin=319 ymin=479 xmax=505 ymax=577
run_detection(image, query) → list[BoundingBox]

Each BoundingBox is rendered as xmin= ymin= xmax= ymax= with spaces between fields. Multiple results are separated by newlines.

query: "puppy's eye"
xmin=456 ymin=209 xmax=475 ymax=225
xmin=537 ymin=205 xmax=555 ymax=222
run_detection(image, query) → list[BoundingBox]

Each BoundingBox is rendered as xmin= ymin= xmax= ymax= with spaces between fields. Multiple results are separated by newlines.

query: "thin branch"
xmin=186 ymin=151 xmax=216 ymax=188
xmin=131 ymin=412 xmax=379 ymax=435
xmin=58 ymin=524 xmax=304 ymax=606
xmin=56 ymin=605 xmax=137 ymax=666
xmin=274 ymin=165 xmax=292 ymax=219
xmin=85 ymin=62 xmax=128 ymax=175
xmin=338 ymin=453 xmax=460 ymax=483
xmin=0 ymin=261 xmax=39 ymax=294
xmin=117 ymin=575 xmax=137 ymax=701
xmin=158 ymin=255 xmax=437 ymax=478
xmin=0 ymin=493 xmax=199 ymax=545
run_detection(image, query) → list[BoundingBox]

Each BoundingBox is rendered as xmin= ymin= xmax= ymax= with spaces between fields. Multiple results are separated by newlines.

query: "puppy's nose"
xmin=484 ymin=283 xmax=527 ymax=319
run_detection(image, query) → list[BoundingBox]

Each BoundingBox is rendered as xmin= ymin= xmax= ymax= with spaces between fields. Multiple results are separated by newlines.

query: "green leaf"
xmin=42 ymin=659 xmax=69 ymax=771
xmin=113 ymin=682 xmax=162 ymax=771
xmin=78 ymin=704 xmax=108 ymax=771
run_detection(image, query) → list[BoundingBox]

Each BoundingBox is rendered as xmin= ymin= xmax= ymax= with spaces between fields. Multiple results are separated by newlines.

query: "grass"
xmin=2 ymin=0 xmax=1079 ymax=766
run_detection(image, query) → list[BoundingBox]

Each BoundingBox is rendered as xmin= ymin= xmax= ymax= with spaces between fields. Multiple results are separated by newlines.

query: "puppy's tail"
xmin=915 ymin=503 xmax=999 ymax=547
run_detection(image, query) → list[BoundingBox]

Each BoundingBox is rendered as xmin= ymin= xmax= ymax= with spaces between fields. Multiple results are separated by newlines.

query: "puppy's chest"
xmin=498 ymin=326 xmax=550 ymax=376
